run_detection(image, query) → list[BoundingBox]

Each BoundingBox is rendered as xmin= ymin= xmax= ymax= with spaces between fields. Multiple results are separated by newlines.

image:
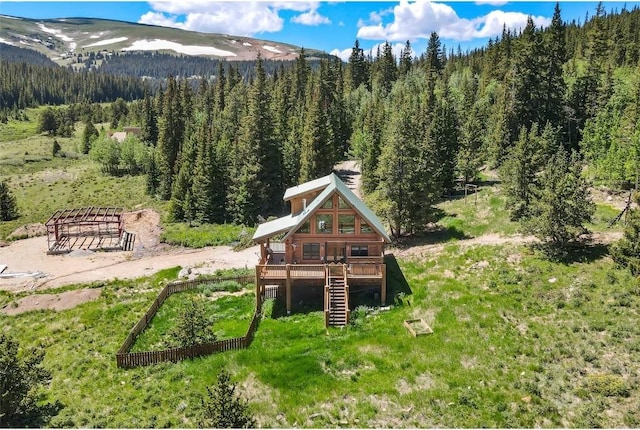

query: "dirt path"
xmin=0 ymin=239 xmax=259 ymax=293
xmin=391 ymin=231 xmax=623 ymax=259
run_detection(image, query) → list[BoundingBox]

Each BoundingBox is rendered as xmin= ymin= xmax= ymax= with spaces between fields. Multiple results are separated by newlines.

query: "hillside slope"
xmin=0 ymin=15 xmax=326 ymax=64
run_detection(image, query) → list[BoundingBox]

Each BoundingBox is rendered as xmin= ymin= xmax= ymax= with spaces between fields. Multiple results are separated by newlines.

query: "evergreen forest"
xmin=2 ymin=2 xmax=640 ymax=236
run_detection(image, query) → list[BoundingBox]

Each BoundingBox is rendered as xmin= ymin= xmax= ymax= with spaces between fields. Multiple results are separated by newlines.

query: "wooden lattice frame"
xmin=45 ymin=207 xmax=126 ymax=254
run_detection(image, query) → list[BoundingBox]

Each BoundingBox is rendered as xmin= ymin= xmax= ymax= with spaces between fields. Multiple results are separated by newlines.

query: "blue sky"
xmin=0 ymin=1 xmax=635 ymax=60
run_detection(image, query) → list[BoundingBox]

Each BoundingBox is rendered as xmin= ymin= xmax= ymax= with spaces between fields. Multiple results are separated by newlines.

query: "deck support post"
xmin=285 ymin=264 xmax=292 ymax=314
xmin=381 ymin=264 xmax=387 ymax=305
xmin=255 ymin=265 xmax=262 ymax=311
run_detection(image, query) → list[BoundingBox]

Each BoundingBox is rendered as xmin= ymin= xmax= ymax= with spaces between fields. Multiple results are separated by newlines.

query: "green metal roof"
xmin=282 ymin=175 xmax=332 ymax=201
xmin=252 ymin=214 xmax=300 ymax=242
xmin=252 ymin=173 xmax=391 ymax=243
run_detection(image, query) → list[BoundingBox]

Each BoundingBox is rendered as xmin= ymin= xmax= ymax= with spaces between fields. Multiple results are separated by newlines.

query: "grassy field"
xmin=1 ymin=111 xmax=637 ymax=427
xmin=2 ymin=238 xmax=638 ymax=427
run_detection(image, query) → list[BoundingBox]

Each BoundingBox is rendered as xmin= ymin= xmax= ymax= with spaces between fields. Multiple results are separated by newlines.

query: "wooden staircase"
xmin=325 ymin=265 xmax=350 ymax=327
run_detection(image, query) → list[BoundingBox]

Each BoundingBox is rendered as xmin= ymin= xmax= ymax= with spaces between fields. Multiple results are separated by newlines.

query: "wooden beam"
xmin=285 ymin=264 xmax=291 ymax=314
xmin=255 ymin=265 xmax=261 ymax=311
xmin=381 ymin=264 xmax=387 ymax=305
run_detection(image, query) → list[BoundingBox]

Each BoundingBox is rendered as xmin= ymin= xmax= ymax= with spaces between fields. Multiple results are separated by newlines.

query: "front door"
xmin=326 ymin=243 xmax=345 ymax=263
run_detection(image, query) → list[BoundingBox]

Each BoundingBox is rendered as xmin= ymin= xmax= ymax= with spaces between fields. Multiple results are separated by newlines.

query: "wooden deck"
xmin=256 ymin=263 xmax=385 ymax=282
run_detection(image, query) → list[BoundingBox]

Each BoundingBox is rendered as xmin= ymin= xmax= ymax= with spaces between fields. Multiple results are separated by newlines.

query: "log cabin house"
xmin=252 ymin=173 xmax=391 ymax=327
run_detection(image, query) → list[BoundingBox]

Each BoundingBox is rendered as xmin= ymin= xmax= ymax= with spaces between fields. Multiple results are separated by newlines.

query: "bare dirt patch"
xmin=0 ymin=208 xmax=260 ymax=293
xmin=1 ymin=288 xmax=101 ymax=315
xmin=8 ymin=223 xmax=46 ymax=240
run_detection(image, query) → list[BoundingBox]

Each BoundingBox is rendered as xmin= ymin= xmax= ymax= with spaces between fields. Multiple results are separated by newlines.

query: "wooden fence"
xmin=116 ymin=274 xmax=260 ymax=368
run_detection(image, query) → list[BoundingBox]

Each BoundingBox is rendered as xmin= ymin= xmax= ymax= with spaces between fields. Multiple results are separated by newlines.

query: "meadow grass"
xmin=2 ymin=242 xmax=639 ymax=427
xmin=131 ymin=285 xmax=255 ymax=352
xmin=160 ymin=223 xmax=256 ymax=248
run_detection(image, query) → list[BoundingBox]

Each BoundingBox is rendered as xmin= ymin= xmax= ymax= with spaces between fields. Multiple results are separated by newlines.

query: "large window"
xmin=360 ymin=221 xmax=373 ymax=234
xmin=351 ymin=245 xmax=369 ymax=257
xmin=322 ymin=198 xmax=333 ymax=209
xmin=338 ymin=196 xmax=350 ymax=209
xmin=303 ymin=243 xmax=321 ymax=260
xmin=338 ymin=214 xmax=355 ymax=234
xmin=316 ymin=214 xmax=333 ymax=233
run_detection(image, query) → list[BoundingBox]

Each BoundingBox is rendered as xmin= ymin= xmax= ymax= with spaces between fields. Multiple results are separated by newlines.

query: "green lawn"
xmin=2 ymin=240 xmax=638 ymax=427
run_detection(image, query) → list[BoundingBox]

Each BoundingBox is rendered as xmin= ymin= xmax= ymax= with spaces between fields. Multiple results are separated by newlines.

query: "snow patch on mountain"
xmin=121 ymin=39 xmax=237 ymax=57
xmin=37 ymin=22 xmax=76 ymax=51
xmin=0 ymin=38 xmax=16 ymax=46
xmin=84 ymin=37 xmax=128 ymax=48
xmin=262 ymin=45 xmax=282 ymax=54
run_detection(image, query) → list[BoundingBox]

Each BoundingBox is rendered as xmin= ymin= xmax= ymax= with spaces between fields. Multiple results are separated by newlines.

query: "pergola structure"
xmin=45 ymin=207 xmax=134 ymax=254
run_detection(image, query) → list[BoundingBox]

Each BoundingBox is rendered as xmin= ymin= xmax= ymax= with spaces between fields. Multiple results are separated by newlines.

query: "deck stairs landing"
xmin=325 ymin=266 xmax=349 ymax=327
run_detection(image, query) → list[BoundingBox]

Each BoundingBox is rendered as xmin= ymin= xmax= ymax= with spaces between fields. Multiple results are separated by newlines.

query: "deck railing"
xmin=258 ymin=263 xmax=383 ymax=281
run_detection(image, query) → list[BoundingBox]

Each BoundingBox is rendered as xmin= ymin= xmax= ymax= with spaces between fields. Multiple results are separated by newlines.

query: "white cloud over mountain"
xmin=140 ymin=1 xmax=330 ymax=36
xmin=356 ymin=0 xmax=551 ymax=42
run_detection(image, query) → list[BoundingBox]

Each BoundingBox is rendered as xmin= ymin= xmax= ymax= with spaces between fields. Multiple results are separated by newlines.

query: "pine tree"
xmin=155 ymin=76 xmax=185 ymax=200
xmin=542 ymin=2 xmax=568 ymax=136
xmin=81 ymin=119 xmax=98 ymax=154
xmin=0 ymin=334 xmax=61 ymax=427
xmin=399 ymin=40 xmax=413 ymax=76
xmin=375 ymin=41 xmax=397 ymax=94
xmin=501 ymin=125 xmax=545 ymax=220
xmin=299 ymin=75 xmax=332 ymax=183
xmin=229 ymin=55 xmax=280 ymax=224
xmin=425 ymin=32 xmax=444 ymax=77
xmin=347 ymin=39 xmax=369 ymax=91
xmin=524 ymin=147 xmax=595 ymax=256
xmin=611 ymin=192 xmax=640 ymax=275
xmin=0 ymin=180 xmax=19 ymax=221
xmin=430 ymin=81 xmax=459 ymax=193
xmin=457 ymin=105 xmax=484 ymax=184
xmin=139 ymin=88 xmax=158 ymax=146
xmin=199 ymin=370 xmax=256 ymax=429
xmin=507 ymin=17 xmax=545 ymax=141
xmin=372 ymin=74 xmax=440 ymax=237
xmin=169 ymin=299 xmax=216 ymax=348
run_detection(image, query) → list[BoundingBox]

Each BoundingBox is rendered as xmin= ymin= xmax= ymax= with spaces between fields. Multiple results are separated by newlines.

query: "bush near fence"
xmin=116 ymin=275 xmax=259 ymax=368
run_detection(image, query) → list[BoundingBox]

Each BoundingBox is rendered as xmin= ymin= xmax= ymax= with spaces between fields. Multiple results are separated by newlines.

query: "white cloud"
xmin=329 ymin=47 xmax=352 ymax=62
xmin=291 ymin=9 xmax=331 ymax=26
xmin=331 ymin=42 xmax=414 ymax=63
xmin=356 ymin=0 xmax=551 ymax=42
xmin=140 ymin=1 xmax=326 ymax=36
xmin=475 ymin=0 xmax=509 ymax=5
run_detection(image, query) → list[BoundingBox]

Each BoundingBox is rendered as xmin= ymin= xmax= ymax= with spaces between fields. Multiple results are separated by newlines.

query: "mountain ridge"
xmin=0 ymin=15 xmax=329 ymax=64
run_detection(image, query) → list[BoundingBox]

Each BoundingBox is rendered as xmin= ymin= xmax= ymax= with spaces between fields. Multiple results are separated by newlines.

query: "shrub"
xmin=584 ymin=373 xmax=630 ymax=397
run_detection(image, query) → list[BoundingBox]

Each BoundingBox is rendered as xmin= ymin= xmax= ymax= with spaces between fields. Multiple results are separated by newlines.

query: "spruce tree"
xmin=199 ymin=370 xmax=256 ymax=429
xmin=229 ymin=55 xmax=280 ymax=224
xmin=347 ymin=39 xmax=369 ymax=91
xmin=611 ymin=193 xmax=640 ymax=275
xmin=501 ymin=125 xmax=544 ymax=220
xmin=0 ymin=334 xmax=61 ymax=427
xmin=0 ymin=180 xmax=19 ymax=221
xmin=81 ymin=120 xmax=98 ymax=154
xmin=525 ymin=147 xmax=595 ymax=256
xmin=425 ymin=32 xmax=444 ymax=77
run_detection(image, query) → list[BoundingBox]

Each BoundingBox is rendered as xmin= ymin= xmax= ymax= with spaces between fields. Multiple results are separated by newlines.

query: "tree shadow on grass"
xmin=392 ymin=224 xmax=471 ymax=250
xmin=532 ymin=242 xmax=610 ymax=264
